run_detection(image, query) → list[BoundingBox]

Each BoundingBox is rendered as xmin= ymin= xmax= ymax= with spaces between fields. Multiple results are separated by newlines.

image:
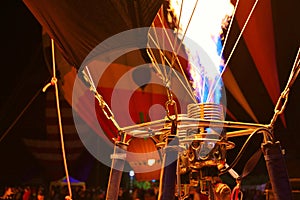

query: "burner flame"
xmin=169 ymin=0 xmax=234 ymax=103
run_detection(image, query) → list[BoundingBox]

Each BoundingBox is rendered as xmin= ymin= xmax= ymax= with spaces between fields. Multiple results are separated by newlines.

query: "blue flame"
xmin=186 ymin=37 xmax=225 ymax=104
xmin=168 ymin=0 xmax=233 ymax=105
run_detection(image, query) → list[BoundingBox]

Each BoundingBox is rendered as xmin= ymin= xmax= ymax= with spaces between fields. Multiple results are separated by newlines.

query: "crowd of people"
xmin=0 ymin=184 xmax=266 ymax=200
xmin=0 ymin=185 xmax=158 ymax=200
xmin=0 ymin=186 xmax=46 ymax=200
xmin=0 ymin=185 xmax=105 ymax=200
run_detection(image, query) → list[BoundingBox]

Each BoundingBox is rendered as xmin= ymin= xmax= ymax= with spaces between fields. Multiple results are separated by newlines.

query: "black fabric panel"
xmin=23 ymin=0 xmax=163 ymax=68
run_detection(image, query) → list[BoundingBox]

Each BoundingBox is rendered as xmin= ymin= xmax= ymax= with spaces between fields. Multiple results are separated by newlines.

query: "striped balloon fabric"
xmin=23 ymin=88 xmax=85 ymax=180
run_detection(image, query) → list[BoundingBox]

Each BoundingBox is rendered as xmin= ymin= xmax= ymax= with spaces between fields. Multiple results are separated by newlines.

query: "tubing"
xmin=160 ymin=136 xmax=179 ymax=200
xmin=262 ymin=141 xmax=292 ymax=200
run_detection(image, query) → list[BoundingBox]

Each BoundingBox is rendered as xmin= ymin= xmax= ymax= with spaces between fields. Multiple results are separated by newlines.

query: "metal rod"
xmin=106 ymin=143 xmax=127 ymax=200
xmin=226 ymin=129 xmax=256 ymax=138
xmin=178 ymin=117 xmax=269 ymax=129
xmin=120 ymin=118 xmax=168 ymax=132
xmin=121 ymin=116 xmax=269 ymax=133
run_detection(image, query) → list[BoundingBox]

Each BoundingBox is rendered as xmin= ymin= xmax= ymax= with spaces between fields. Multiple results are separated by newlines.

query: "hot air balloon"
xmin=1 ymin=0 xmax=299 ymax=199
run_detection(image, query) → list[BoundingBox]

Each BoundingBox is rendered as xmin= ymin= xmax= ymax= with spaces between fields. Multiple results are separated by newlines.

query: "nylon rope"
xmin=176 ymin=153 xmax=181 ymax=199
xmin=207 ymin=0 xmax=259 ymax=102
xmin=154 ymin=10 xmax=197 ymax=103
xmin=147 ymin=46 xmax=197 ymax=106
xmin=172 ymin=0 xmax=199 ymax=61
xmin=168 ymin=0 xmax=200 ymax=100
xmin=160 ymin=7 xmax=169 ymax=82
xmin=158 ymin=152 xmax=166 ymax=200
xmin=147 ymin=3 xmax=198 ymax=103
xmin=172 ymin=0 xmax=184 ymax=55
xmin=43 ymin=39 xmax=73 ymax=199
xmin=147 ymin=34 xmax=197 ymax=102
xmin=148 ymin=11 xmax=167 ymax=82
xmin=0 ymin=85 xmax=44 ymax=143
xmin=155 ymin=11 xmax=177 ymax=84
xmin=206 ymin=0 xmax=240 ymax=101
xmin=147 ymin=30 xmax=197 ymax=103
xmin=150 ymin=19 xmax=168 ymax=81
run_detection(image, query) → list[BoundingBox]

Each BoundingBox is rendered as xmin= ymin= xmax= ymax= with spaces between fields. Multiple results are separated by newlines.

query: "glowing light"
xmin=169 ymin=0 xmax=234 ymax=103
xmin=129 ymin=170 xmax=135 ymax=177
xmin=147 ymin=158 xmax=156 ymax=166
